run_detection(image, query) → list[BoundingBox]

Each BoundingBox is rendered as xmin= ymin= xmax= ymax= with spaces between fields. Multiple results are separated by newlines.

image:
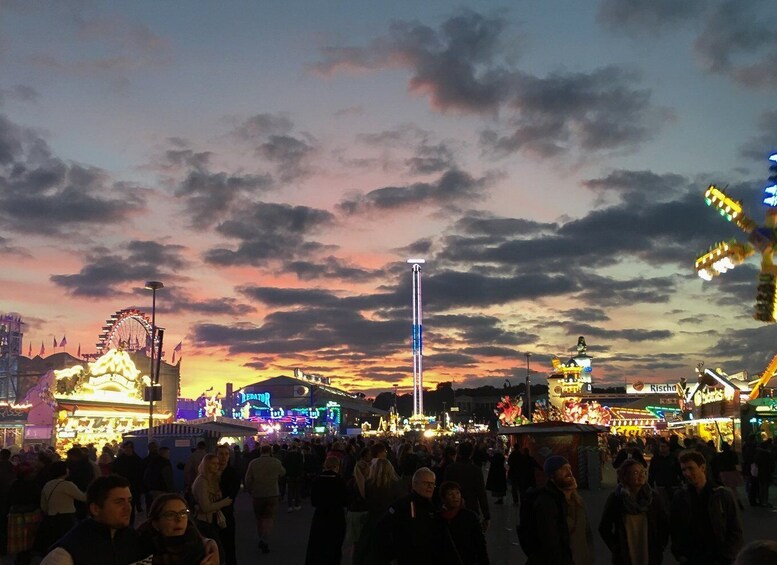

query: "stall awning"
xmin=124 ymin=423 xmax=220 ymax=438
xmin=187 ymin=417 xmax=258 ymax=437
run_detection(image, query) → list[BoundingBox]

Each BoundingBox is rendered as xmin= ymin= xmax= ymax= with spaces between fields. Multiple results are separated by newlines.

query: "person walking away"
xmin=112 ymin=441 xmax=143 ymax=524
xmin=599 ymin=458 xmax=668 ymax=565
xmin=714 ymin=442 xmax=744 ymax=509
xmin=244 ymin=444 xmax=286 ymax=554
xmin=485 ymin=447 xmax=507 ymax=505
xmin=97 ymin=445 xmax=115 ymax=476
xmin=520 ymin=455 xmax=595 ymax=565
xmin=284 ymin=443 xmax=304 ymax=510
xmin=741 ymin=434 xmax=759 ymax=506
xmin=753 ymin=438 xmax=775 ymax=508
xmin=36 ymin=461 xmax=86 ymax=554
xmin=670 ymin=450 xmax=743 ymax=565
xmin=216 ymin=444 xmax=241 ymax=565
xmin=65 ymin=447 xmax=95 ymax=521
xmin=191 ymin=453 xmax=230 ymax=563
xmin=183 ymin=441 xmax=208 ymax=497
xmin=358 ymin=458 xmax=407 ymax=565
xmin=439 ymin=481 xmax=490 ymax=565
xmin=444 ymin=442 xmax=490 ymax=531
xmin=144 ymin=446 xmax=175 ymax=505
xmin=647 ymin=439 xmax=682 ymax=511
xmin=346 ymin=447 xmax=371 ymax=562
xmin=305 ymin=456 xmax=348 ymax=565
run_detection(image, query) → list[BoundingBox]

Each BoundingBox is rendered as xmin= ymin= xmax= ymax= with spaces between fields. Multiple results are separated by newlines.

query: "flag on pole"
xmin=77 ymin=343 xmax=81 ymax=358
xmin=28 ymin=343 xmax=32 ymax=357
xmin=53 ymin=337 xmax=58 ymax=349
xmin=60 ymin=335 xmax=67 ymax=348
xmin=172 ymin=341 xmax=182 ymax=364
xmin=40 ymin=341 xmax=45 ymax=356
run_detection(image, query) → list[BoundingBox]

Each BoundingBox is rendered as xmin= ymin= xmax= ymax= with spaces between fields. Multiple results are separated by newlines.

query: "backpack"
xmin=516 ymin=487 xmax=548 ymax=556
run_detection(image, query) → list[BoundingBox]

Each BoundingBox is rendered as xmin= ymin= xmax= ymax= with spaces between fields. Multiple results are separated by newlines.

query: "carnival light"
xmin=694 ymin=241 xmax=753 ymax=280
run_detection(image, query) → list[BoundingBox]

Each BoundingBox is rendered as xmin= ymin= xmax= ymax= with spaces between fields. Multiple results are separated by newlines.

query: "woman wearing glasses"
xmin=138 ymin=493 xmax=209 ymax=565
xmin=599 ymin=458 xmax=669 ymax=565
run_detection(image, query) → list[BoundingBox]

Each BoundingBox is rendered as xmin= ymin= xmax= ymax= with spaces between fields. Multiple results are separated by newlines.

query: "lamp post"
xmin=525 ymin=353 xmax=532 ymax=422
xmin=145 ymin=281 xmax=164 ymax=440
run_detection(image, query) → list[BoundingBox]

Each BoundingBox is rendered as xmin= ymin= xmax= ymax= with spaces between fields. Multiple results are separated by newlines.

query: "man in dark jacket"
xmin=648 ymin=439 xmax=682 ymax=507
xmin=40 ymin=475 xmax=219 ymax=565
xmin=380 ymin=467 xmax=456 ymax=565
xmin=444 ymin=442 xmax=490 ymax=529
xmin=671 ymin=450 xmax=743 ymax=565
xmin=143 ymin=446 xmax=175 ymax=503
xmin=524 ymin=455 xmax=594 ymax=565
xmin=217 ymin=444 xmax=241 ymax=565
xmin=754 ymin=438 xmax=776 ymax=508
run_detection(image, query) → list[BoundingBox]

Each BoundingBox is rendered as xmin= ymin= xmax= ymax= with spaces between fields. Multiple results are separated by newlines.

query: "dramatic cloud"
xmin=314 ymin=10 xmax=668 ymax=156
xmin=0 ymin=85 xmax=39 ymax=106
xmin=158 ymin=143 xmax=274 ymax=227
xmin=204 ymin=201 xmax=336 ymax=267
xmin=597 ymin=0 xmax=707 ymax=34
xmin=694 ymin=0 xmax=777 ymax=88
xmin=50 ymin=241 xmax=188 ymax=297
xmin=582 ymin=169 xmax=690 ymax=205
xmin=0 ymin=114 xmax=144 ymax=236
xmin=338 ymin=169 xmax=491 ymax=214
xmin=740 ymin=109 xmax=777 ymax=161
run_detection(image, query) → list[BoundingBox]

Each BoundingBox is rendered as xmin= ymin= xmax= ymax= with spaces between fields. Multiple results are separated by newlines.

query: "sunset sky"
xmin=3 ymin=1 xmax=777 ymax=398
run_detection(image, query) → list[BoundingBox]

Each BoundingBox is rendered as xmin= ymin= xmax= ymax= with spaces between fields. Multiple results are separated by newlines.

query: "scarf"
xmin=618 ymin=483 xmax=653 ymax=514
xmin=440 ymin=505 xmax=461 ymax=521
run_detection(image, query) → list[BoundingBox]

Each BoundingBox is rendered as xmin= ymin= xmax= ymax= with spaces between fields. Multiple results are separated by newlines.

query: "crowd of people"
xmin=0 ymin=432 xmax=773 ymax=564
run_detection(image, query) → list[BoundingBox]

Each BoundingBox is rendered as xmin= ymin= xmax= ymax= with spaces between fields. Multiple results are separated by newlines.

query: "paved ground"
xmin=9 ymin=465 xmax=777 ymax=564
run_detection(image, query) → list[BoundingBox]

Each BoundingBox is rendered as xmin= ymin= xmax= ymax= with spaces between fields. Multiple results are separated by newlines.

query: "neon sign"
xmin=239 ymin=391 xmax=271 ymax=406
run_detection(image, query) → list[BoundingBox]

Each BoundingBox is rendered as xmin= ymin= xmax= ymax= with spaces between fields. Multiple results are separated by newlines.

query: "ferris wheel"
xmin=95 ymin=309 xmax=155 ymax=356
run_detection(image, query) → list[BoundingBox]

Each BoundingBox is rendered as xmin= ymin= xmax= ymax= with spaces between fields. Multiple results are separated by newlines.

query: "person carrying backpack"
xmin=517 ymin=455 xmax=594 ymax=565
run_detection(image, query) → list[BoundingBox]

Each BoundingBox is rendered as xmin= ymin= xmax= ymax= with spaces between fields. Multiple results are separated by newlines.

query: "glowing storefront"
xmin=26 ymin=349 xmax=174 ymax=450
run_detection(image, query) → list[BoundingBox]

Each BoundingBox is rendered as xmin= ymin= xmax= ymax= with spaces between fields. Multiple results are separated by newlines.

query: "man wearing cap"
xmin=526 ymin=455 xmax=594 ymax=565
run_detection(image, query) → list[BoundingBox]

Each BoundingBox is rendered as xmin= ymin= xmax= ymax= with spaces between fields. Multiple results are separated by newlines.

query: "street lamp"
xmin=525 ymin=353 xmax=532 ymax=422
xmin=145 ymin=281 xmax=164 ymax=440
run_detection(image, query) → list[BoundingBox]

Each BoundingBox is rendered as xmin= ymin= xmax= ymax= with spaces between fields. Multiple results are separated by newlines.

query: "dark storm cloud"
xmin=0 ymin=114 xmax=144 ymax=236
xmin=405 ymin=142 xmax=456 ymax=175
xmin=314 ymin=10 xmax=667 ymax=157
xmin=50 ymin=241 xmax=187 ymax=297
xmin=575 ymin=273 xmax=677 ymax=306
xmin=694 ymin=0 xmax=777 ymax=88
xmin=569 ymin=323 xmax=673 ymax=342
xmin=25 ymin=10 xmax=171 ymax=80
xmin=338 ymin=169 xmax=490 ymax=214
xmin=704 ymin=324 xmax=777 ymax=375
xmin=707 ymin=263 xmax=760 ymax=306
xmin=236 ymin=286 xmax=340 ymax=308
xmin=597 ymin=0 xmax=707 ymax=33
xmin=231 ymin=113 xmax=294 ymax=140
xmin=560 ymin=308 xmax=610 ymax=323
xmin=146 ymin=288 xmax=254 ymax=317
xmin=191 ymin=306 xmax=407 ymax=357
xmin=282 ymin=256 xmax=379 ymax=282
xmin=0 ymin=85 xmax=39 ymax=105
xmin=582 ymin=169 xmax=690 ymax=204
xmin=740 ymin=110 xmax=777 ymax=161
xmin=427 ymin=313 xmax=538 ymax=346
xmin=454 ymin=212 xmax=557 ymax=237
xmin=481 ymin=67 xmax=670 ymax=158
xmin=204 ymin=201 xmax=336 ymax=267
xmin=256 ymin=134 xmax=316 ymax=183
xmin=175 ymin=167 xmax=273 ymax=227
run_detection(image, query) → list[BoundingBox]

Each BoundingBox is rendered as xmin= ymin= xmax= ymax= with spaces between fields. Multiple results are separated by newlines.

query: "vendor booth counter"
xmin=500 ymin=422 xmax=608 ymax=489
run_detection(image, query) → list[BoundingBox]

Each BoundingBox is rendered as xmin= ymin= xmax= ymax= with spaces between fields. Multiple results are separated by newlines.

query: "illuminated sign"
xmin=694 ymin=387 xmax=734 ymax=406
xmin=54 ymin=349 xmax=149 ymax=405
xmin=627 ymin=382 xmax=678 ymax=395
xmin=270 ymin=408 xmax=285 ymax=419
xmin=239 ymin=391 xmax=271 ymax=406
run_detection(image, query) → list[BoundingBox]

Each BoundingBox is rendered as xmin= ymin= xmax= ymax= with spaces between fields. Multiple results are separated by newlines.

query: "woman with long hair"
xmin=599 ymin=458 xmax=668 ymax=565
xmin=355 ymin=458 xmax=406 ymax=565
xmin=191 ymin=453 xmax=231 ymax=562
xmin=137 ymin=493 xmax=210 ymax=565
